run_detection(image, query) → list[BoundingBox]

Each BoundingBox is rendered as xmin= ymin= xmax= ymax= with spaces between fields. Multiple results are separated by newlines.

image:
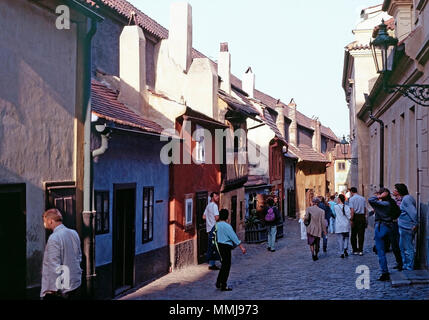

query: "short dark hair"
xmin=330 ymin=195 xmax=335 ymax=201
xmin=350 ymin=187 xmax=358 ymax=193
xmin=394 ymin=183 xmax=409 ymax=196
xmin=210 ymin=192 xmax=219 ymax=198
xmin=219 ymin=209 xmax=229 ymax=221
xmin=266 ymin=198 xmax=274 ymax=207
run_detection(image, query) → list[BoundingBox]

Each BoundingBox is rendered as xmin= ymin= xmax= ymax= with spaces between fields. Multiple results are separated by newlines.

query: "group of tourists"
xmin=303 ymin=184 xmax=418 ymax=281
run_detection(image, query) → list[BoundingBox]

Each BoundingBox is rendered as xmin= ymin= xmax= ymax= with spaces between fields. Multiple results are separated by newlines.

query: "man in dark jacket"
xmin=368 ymin=188 xmax=403 ymax=281
xmin=265 ymin=198 xmax=281 ymax=252
xmin=318 ymin=197 xmax=332 ymax=252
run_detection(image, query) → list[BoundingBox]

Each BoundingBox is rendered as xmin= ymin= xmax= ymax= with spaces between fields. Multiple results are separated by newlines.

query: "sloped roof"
xmin=91 ymin=79 xmax=165 ymax=135
xmin=218 ymin=89 xmax=259 ymax=120
xmin=287 ymin=143 xmax=329 ymax=163
xmin=89 ymin=0 xmax=339 ymax=142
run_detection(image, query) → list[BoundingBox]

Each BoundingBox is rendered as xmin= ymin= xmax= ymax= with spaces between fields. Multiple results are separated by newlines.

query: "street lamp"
xmin=370 ymin=20 xmax=429 ymax=107
xmin=340 ymin=135 xmax=349 ymax=158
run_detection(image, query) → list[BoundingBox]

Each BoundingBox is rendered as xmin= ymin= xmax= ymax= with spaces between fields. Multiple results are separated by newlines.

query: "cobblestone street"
xmin=121 ymin=217 xmax=429 ymax=300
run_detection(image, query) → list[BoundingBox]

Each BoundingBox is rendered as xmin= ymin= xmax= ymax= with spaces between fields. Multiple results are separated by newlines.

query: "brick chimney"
xmin=218 ymin=42 xmax=231 ymax=94
xmin=288 ymin=99 xmax=298 ymax=146
xmin=169 ymin=2 xmax=193 ymax=73
xmin=118 ymin=25 xmax=146 ymax=116
xmin=243 ymin=67 xmax=255 ymax=99
xmin=312 ymin=119 xmax=321 ymax=153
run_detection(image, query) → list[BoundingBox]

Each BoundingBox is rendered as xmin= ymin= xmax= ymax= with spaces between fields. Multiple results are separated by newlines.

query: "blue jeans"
xmin=322 ymin=232 xmax=328 ymax=251
xmin=399 ymin=227 xmax=415 ymax=270
xmin=267 ymin=225 xmax=277 ymax=250
xmin=374 ymin=223 xmax=402 ymax=274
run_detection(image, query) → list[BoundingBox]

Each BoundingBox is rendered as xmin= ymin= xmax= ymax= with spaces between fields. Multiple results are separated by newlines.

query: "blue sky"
xmin=130 ymin=0 xmax=384 ymax=138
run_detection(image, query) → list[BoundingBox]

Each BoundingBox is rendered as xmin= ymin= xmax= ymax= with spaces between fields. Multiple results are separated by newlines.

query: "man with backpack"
xmin=368 ymin=188 xmax=403 ymax=281
xmin=265 ymin=197 xmax=281 ymax=252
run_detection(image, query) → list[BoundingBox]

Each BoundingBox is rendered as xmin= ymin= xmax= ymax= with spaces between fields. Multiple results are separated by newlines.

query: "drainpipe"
xmin=369 ymin=114 xmax=384 ymax=188
xmin=82 ymin=18 xmax=98 ymax=299
xmin=365 ymin=94 xmax=384 ymax=188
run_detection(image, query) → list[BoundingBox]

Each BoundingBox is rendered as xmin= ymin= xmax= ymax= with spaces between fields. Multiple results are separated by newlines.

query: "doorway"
xmin=231 ymin=196 xmax=237 ymax=232
xmin=196 ymin=192 xmax=208 ymax=264
xmin=0 ymin=184 xmax=26 ymax=299
xmin=113 ymin=184 xmax=136 ymax=296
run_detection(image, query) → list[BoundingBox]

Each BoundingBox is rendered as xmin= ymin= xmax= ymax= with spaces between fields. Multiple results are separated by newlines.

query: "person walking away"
xmin=41 ymin=209 xmax=82 ymax=300
xmin=318 ymin=196 xmax=332 ymax=253
xmin=394 ymin=183 xmax=418 ymax=271
xmin=214 ymin=209 xmax=246 ymax=291
xmin=369 ymin=188 xmax=403 ymax=281
xmin=334 ymin=194 xmax=351 ymax=258
xmin=348 ymin=187 xmax=368 ymax=256
xmin=265 ymin=197 xmax=281 ymax=252
xmin=203 ymin=192 xmax=220 ymax=270
xmin=304 ymin=197 xmax=327 ymax=261
xmin=328 ymin=195 xmax=337 ymax=234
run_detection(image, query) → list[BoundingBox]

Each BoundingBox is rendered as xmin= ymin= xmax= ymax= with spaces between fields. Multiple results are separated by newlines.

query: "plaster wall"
xmin=0 ymin=0 xmax=77 ymax=287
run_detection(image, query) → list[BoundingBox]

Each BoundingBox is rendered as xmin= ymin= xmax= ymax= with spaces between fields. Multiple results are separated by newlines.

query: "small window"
xmin=95 ymin=191 xmax=109 ymax=235
xmin=195 ymin=124 xmax=205 ymax=164
xmin=185 ymin=197 xmax=193 ymax=226
xmin=337 ymin=162 xmax=346 ymax=171
xmin=142 ymin=187 xmax=154 ymax=243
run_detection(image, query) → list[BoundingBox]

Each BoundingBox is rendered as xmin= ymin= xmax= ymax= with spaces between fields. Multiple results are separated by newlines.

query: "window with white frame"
xmin=185 ymin=197 xmax=193 ymax=226
xmin=195 ymin=124 xmax=205 ymax=164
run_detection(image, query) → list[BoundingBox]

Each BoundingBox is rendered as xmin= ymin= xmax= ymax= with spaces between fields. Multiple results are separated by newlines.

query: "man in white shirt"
xmin=41 ymin=208 xmax=82 ymax=300
xmin=348 ymin=187 xmax=368 ymax=256
xmin=203 ymin=192 xmax=220 ymax=270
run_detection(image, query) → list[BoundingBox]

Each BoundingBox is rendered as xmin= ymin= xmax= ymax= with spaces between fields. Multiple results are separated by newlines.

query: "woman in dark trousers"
xmin=368 ymin=188 xmax=403 ymax=281
xmin=214 ymin=209 xmax=246 ymax=291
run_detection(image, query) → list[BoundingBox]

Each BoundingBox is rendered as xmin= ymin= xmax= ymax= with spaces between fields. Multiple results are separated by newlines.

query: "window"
xmin=337 ymin=162 xmax=346 ymax=171
xmin=185 ymin=197 xmax=193 ymax=226
xmin=95 ymin=191 xmax=109 ymax=235
xmin=142 ymin=187 xmax=154 ymax=243
xmin=195 ymin=124 xmax=205 ymax=163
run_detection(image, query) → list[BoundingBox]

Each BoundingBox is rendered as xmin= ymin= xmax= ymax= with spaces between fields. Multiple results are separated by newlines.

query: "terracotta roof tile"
xmin=89 ymin=0 xmax=169 ymax=39
xmin=91 ymin=79 xmax=164 ymax=134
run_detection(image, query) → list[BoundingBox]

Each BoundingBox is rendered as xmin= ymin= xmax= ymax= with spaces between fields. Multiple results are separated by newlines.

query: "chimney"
xmin=275 ymin=99 xmax=285 ymax=140
xmin=218 ymin=42 xmax=231 ymax=94
xmin=288 ymin=99 xmax=298 ymax=146
xmin=384 ymin=0 xmax=412 ymax=42
xmin=169 ymin=2 xmax=193 ymax=73
xmin=118 ymin=25 xmax=146 ymax=116
xmin=312 ymin=119 xmax=321 ymax=153
xmin=243 ymin=67 xmax=255 ymax=99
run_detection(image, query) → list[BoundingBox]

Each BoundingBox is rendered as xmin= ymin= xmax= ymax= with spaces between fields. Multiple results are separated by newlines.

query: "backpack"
xmin=265 ymin=207 xmax=275 ymax=222
xmin=389 ymin=201 xmax=401 ymax=220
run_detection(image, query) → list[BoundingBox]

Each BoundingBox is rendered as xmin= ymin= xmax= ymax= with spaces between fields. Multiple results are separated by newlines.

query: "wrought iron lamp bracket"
xmin=384 ymin=83 xmax=429 ymax=107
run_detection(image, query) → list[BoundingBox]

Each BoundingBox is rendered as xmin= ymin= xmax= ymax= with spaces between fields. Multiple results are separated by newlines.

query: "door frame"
xmin=112 ymin=183 xmax=136 ymax=296
xmin=196 ymin=191 xmax=208 ymax=264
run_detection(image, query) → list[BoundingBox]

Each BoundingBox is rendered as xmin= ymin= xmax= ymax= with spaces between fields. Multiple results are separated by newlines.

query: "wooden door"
xmin=196 ymin=192 xmax=208 ymax=264
xmin=113 ymin=184 xmax=136 ymax=296
xmin=0 ymin=184 xmax=26 ymax=299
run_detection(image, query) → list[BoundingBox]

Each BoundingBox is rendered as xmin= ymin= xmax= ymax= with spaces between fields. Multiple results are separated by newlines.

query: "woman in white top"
xmin=334 ymin=194 xmax=352 ymax=258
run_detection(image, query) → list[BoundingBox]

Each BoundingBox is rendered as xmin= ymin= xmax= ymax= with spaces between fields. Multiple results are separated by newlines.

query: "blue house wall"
xmin=92 ymin=130 xmax=169 ymax=298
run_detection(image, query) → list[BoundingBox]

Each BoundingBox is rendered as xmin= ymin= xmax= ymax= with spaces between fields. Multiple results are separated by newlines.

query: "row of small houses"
xmin=0 ymin=0 xmax=341 ymax=299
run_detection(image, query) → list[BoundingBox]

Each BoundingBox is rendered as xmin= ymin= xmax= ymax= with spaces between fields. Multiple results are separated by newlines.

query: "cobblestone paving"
xmin=121 ymin=217 xmax=429 ymax=300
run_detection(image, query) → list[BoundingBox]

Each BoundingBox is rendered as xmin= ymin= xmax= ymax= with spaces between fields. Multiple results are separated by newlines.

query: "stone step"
xmin=391 ymin=270 xmax=429 ymax=287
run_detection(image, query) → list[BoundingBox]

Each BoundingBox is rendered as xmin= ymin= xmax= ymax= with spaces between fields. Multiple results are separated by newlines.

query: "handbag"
xmin=304 ymin=213 xmax=311 ymax=226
